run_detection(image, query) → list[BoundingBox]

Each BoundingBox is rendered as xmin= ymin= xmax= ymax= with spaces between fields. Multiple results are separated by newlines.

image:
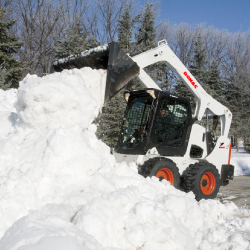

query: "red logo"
xmin=183 ymin=71 xmax=198 ymax=89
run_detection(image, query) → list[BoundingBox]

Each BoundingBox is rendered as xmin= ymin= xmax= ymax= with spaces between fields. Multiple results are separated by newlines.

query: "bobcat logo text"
xmin=183 ymin=71 xmax=198 ymax=89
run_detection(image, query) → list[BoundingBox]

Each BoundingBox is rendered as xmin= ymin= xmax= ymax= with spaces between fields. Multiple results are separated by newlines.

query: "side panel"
xmin=184 ymin=124 xmax=207 ymax=159
xmin=113 ymin=152 xmax=139 ymax=164
xmin=205 ymin=136 xmax=231 ymax=175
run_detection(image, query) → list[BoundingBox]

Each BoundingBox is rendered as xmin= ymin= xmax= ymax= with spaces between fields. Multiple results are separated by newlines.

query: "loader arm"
xmin=53 ymin=40 xmax=232 ymax=138
xmin=130 ymin=40 xmax=232 ymax=138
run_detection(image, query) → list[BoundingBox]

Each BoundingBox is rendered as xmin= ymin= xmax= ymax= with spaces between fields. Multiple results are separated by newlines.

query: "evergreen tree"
xmin=135 ymin=2 xmax=156 ymax=53
xmin=225 ymin=77 xmax=250 ymax=148
xmin=157 ymin=63 xmax=171 ymax=91
xmin=189 ymin=34 xmax=207 ymax=85
xmin=225 ymin=83 xmax=242 ymax=143
xmin=54 ymin=25 xmax=99 ymax=59
xmin=206 ymin=61 xmax=224 ymax=102
xmin=175 ymin=79 xmax=193 ymax=100
xmin=0 ymin=8 xmax=23 ymax=90
xmin=175 ymin=34 xmax=207 ymax=109
xmin=96 ymin=2 xmax=158 ymax=148
xmin=96 ymin=5 xmax=134 ymax=148
xmin=96 ymin=91 xmax=127 ymax=149
xmin=134 ymin=2 xmax=158 ymax=86
xmin=117 ymin=4 xmax=132 ymax=53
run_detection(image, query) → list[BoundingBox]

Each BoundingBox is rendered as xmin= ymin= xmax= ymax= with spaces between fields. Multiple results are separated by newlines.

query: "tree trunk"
xmin=244 ymin=135 xmax=247 ymax=151
xmin=235 ymin=136 xmax=239 ymax=152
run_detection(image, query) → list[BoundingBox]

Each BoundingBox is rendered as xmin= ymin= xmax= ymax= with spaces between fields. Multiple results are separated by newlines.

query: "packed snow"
xmin=0 ymin=68 xmax=250 ymax=250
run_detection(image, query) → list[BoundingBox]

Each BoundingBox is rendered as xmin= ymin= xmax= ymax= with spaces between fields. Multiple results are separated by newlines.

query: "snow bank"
xmin=0 ymin=68 xmax=250 ymax=250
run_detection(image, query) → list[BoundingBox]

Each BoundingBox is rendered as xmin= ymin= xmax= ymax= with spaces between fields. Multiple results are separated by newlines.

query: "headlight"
xmin=146 ymin=89 xmax=156 ymax=99
xmin=124 ymin=92 xmax=130 ymax=102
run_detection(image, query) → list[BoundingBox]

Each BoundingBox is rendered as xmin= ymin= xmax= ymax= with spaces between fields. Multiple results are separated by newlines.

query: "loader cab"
xmin=115 ymin=89 xmax=193 ymax=156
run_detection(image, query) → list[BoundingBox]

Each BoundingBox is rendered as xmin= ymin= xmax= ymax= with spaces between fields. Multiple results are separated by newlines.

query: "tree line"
xmin=0 ymin=0 xmax=249 ymax=147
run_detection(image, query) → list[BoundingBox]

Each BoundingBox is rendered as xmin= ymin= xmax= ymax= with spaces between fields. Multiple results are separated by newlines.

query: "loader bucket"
xmin=105 ymin=42 xmax=139 ymax=102
xmin=53 ymin=44 xmax=110 ymax=71
xmin=52 ymin=42 xmax=140 ymax=102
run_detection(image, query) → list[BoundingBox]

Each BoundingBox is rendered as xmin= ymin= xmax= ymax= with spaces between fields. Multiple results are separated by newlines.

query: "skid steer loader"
xmin=53 ymin=40 xmax=234 ymax=201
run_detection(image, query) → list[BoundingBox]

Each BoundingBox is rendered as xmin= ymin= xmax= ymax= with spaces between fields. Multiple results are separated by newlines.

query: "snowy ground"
xmin=0 ymin=68 xmax=250 ymax=250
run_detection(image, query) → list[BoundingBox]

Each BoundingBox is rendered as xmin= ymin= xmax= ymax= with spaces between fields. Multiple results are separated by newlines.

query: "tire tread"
xmin=183 ymin=162 xmax=220 ymax=201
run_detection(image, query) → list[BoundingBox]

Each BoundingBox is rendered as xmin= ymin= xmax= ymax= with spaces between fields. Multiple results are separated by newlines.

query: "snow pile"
xmin=15 ymin=69 xmax=106 ymax=129
xmin=0 ymin=89 xmax=18 ymax=137
xmin=0 ymin=68 xmax=250 ymax=250
xmin=0 ymin=88 xmax=17 ymax=112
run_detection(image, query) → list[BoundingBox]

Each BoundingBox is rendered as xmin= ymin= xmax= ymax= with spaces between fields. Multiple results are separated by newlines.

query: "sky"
xmin=156 ymin=0 xmax=250 ymax=33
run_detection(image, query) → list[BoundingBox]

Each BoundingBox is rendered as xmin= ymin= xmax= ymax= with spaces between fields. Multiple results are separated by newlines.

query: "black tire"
xmin=139 ymin=158 xmax=180 ymax=188
xmin=138 ymin=157 xmax=161 ymax=178
xmin=183 ymin=162 xmax=220 ymax=201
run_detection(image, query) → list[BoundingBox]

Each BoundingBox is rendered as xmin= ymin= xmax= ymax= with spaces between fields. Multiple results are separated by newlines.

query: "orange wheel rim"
xmin=156 ymin=168 xmax=174 ymax=185
xmin=200 ymin=172 xmax=216 ymax=195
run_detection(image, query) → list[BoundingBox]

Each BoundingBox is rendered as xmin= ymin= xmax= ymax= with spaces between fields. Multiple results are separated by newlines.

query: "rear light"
xmin=228 ymin=143 xmax=232 ymax=164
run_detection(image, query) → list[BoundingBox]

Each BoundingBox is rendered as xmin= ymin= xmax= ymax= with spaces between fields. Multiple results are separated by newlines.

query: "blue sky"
xmin=155 ymin=0 xmax=249 ymax=33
